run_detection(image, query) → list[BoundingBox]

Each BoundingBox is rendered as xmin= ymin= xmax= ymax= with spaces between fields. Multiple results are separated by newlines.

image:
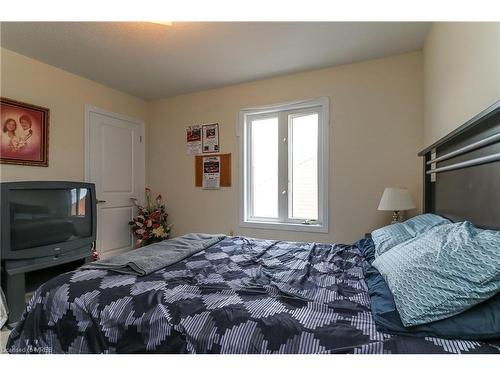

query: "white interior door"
xmin=86 ymin=106 xmax=145 ymax=259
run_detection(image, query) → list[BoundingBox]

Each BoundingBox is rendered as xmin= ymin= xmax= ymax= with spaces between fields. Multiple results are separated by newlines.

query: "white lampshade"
xmin=378 ymin=187 xmax=415 ymax=211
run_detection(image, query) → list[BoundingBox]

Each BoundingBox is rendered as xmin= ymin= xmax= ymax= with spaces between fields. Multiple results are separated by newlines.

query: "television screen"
xmin=9 ymin=188 xmax=93 ymax=250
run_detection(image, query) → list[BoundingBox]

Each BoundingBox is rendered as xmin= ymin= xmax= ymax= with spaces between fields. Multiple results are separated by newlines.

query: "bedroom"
xmin=0 ymin=0 xmax=500 ymax=370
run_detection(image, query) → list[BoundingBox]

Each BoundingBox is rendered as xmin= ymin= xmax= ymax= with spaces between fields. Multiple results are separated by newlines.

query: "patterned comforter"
xmin=7 ymin=236 xmax=500 ymax=354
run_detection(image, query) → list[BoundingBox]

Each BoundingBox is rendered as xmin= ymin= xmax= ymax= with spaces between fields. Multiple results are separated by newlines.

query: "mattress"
xmin=6 ymin=236 xmax=500 ymax=353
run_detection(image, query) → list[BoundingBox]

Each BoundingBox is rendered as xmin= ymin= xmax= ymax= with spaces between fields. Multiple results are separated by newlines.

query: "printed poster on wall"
xmin=186 ymin=125 xmax=202 ymax=155
xmin=202 ymin=156 xmax=220 ymax=190
xmin=202 ymin=123 xmax=219 ymax=153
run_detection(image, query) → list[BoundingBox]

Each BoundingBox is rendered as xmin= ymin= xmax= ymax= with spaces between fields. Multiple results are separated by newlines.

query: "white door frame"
xmin=84 ymin=105 xmax=146 ymax=184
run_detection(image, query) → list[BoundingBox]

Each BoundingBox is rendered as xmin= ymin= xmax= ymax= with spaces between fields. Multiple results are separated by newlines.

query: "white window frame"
xmin=239 ymin=97 xmax=329 ymax=233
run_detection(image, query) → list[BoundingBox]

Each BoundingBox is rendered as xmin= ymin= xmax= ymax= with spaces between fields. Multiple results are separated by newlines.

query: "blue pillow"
xmin=371 ymin=223 xmax=413 ymax=257
xmin=373 ymin=222 xmax=500 ymax=326
xmin=364 ymin=261 xmax=500 ymax=339
xmin=371 ymin=214 xmax=450 ymax=257
xmin=403 ymin=213 xmax=451 ymax=236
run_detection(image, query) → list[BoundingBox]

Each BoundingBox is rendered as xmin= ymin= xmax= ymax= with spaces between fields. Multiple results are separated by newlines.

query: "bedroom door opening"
xmin=85 ymin=106 xmax=145 ymax=259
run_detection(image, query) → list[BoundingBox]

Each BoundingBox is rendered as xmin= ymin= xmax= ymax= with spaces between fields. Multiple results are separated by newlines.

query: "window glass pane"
xmin=251 ymin=117 xmax=279 ymax=218
xmin=71 ymin=188 xmax=87 ymax=216
xmin=290 ymin=113 xmax=318 ymax=220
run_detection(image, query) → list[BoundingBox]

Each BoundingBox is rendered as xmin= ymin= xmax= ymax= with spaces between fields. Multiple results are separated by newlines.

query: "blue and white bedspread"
xmin=7 ymin=236 xmax=500 ymax=354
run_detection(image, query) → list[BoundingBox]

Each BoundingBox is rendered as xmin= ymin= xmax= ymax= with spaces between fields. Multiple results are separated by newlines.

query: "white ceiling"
xmin=1 ymin=22 xmax=430 ymax=100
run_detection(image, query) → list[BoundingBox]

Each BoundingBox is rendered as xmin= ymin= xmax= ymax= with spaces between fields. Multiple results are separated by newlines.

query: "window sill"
xmin=239 ymin=220 xmax=328 ymax=233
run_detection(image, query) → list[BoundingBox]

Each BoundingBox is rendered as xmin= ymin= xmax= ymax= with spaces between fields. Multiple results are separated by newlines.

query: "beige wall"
xmin=4 ymin=22 xmax=499 ymax=243
xmin=1 ymin=48 xmax=424 ymax=244
xmin=148 ymin=52 xmax=424 ymax=244
xmin=423 ymin=22 xmax=500 ymax=147
xmin=0 ymin=48 xmax=148 ymax=182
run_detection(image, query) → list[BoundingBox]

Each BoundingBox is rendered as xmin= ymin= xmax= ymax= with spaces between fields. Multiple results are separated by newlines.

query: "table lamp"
xmin=378 ymin=187 xmax=415 ymax=224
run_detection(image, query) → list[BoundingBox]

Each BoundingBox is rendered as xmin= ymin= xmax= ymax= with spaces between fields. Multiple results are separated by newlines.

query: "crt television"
xmin=1 ymin=181 xmax=96 ymax=260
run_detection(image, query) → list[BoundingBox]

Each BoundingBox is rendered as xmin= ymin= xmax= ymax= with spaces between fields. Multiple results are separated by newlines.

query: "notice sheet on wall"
xmin=202 ymin=156 xmax=220 ymax=189
xmin=186 ymin=125 xmax=202 ymax=155
xmin=202 ymin=123 xmax=219 ymax=153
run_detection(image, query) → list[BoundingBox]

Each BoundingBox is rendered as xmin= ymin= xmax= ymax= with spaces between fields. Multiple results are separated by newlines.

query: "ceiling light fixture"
xmin=149 ymin=21 xmax=173 ymax=26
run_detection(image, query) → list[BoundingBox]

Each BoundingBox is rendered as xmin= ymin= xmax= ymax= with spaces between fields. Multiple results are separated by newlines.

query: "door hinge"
xmin=139 ymin=136 xmax=142 ymax=143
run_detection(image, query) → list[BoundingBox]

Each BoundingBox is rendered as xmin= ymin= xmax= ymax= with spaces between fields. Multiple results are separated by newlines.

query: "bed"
xmin=7 ymin=235 xmax=499 ymax=354
xmin=6 ymin=101 xmax=500 ymax=354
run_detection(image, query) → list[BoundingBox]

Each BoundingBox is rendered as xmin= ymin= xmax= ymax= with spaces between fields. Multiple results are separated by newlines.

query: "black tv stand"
xmin=1 ymin=246 xmax=92 ymax=326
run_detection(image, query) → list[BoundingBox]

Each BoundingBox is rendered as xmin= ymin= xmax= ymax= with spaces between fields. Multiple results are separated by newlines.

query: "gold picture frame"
xmin=0 ymin=97 xmax=50 ymax=167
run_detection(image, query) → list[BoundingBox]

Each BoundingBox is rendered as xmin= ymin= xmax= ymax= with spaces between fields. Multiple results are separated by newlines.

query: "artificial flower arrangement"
xmin=90 ymin=242 xmax=100 ymax=261
xmin=129 ymin=188 xmax=172 ymax=247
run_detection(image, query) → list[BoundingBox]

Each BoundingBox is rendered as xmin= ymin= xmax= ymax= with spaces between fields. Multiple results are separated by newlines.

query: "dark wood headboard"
xmin=418 ymin=100 xmax=500 ymax=230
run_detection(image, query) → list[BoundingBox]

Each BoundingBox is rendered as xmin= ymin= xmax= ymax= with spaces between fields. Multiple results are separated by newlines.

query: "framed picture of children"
xmin=0 ymin=97 xmax=49 ymax=166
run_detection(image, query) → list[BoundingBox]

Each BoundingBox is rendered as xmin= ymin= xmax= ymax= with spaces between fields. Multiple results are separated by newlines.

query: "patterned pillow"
xmin=371 ymin=223 xmax=413 ymax=257
xmin=373 ymin=222 xmax=500 ymax=326
xmin=404 ymin=213 xmax=451 ymax=236
xmin=371 ymin=214 xmax=450 ymax=257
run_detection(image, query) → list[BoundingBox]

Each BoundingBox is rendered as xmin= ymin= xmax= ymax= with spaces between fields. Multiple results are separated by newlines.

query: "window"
xmin=240 ymin=97 xmax=329 ymax=232
xmin=71 ymin=188 xmax=88 ymax=216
